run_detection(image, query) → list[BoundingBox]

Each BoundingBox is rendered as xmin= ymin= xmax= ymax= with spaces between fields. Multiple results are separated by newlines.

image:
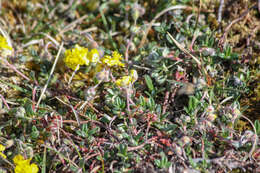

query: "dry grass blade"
xmin=70 ymin=105 xmax=80 ymax=126
xmin=167 ymin=32 xmax=201 ymax=66
xmin=240 ymin=115 xmax=258 ymax=161
xmin=36 ymin=42 xmax=64 ymax=109
xmin=59 ymin=15 xmax=88 ymax=35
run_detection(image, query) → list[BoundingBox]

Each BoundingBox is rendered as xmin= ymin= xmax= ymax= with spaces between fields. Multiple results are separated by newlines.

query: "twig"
xmin=138 ymin=5 xmax=187 ymax=49
xmin=36 ymin=42 xmax=63 ymax=108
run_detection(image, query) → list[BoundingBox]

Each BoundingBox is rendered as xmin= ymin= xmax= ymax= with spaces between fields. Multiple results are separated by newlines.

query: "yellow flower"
xmin=116 ymin=76 xmax=132 ymax=87
xmin=64 ymin=45 xmax=89 ymax=70
xmin=0 ymin=144 xmax=5 ymax=152
xmin=88 ymin=48 xmax=99 ymax=63
xmin=130 ymin=69 xmax=138 ymax=83
xmin=0 ymin=36 xmax=12 ymax=57
xmin=13 ymin=154 xmax=39 ymax=173
xmin=101 ymin=51 xmax=125 ymax=67
xmin=116 ymin=69 xmax=138 ymax=87
xmin=0 ymin=144 xmax=6 ymax=159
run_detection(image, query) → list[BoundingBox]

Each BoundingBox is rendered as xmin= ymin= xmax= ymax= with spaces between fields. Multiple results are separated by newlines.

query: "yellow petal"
xmin=0 ymin=152 xmax=6 ymax=159
xmin=0 ymin=144 xmax=5 ymax=152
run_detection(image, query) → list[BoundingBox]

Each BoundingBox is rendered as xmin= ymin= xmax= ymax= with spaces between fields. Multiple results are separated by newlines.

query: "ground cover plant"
xmin=0 ymin=0 xmax=259 ymax=172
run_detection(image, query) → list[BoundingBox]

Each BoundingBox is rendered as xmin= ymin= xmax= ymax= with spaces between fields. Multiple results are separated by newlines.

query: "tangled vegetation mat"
xmin=0 ymin=0 xmax=259 ymax=172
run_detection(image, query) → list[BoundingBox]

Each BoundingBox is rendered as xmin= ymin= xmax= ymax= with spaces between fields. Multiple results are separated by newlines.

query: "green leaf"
xmin=31 ymin=125 xmax=39 ymax=139
xmin=254 ymin=120 xmax=260 ymax=135
xmin=145 ymin=75 xmax=154 ymax=91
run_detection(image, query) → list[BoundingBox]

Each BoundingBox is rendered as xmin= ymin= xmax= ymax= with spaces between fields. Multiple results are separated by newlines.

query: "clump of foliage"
xmin=0 ymin=0 xmax=259 ymax=172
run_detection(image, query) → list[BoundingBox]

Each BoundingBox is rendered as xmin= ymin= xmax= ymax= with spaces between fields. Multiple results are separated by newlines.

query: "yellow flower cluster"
xmin=0 ymin=144 xmax=6 ymax=159
xmin=13 ymin=154 xmax=39 ymax=173
xmin=101 ymin=51 xmax=125 ymax=67
xmin=116 ymin=69 xmax=138 ymax=87
xmin=64 ymin=44 xmax=126 ymax=71
xmin=0 ymin=36 xmax=13 ymax=57
xmin=64 ymin=45 xmax=100 ymax=70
